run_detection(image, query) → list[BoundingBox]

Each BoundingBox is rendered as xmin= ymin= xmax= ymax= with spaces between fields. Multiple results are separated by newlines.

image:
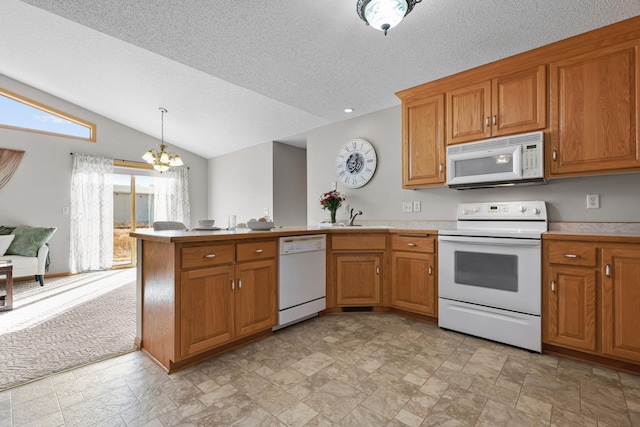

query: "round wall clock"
xmin=335 ymin=138 xmax=377 ymax=188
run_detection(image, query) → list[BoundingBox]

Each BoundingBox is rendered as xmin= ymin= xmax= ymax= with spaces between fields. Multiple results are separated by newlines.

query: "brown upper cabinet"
xmin=549 ymin=40 xmax=640 ymax=177
xmin=402 ymin=94 xmax=445 ymax=187
xmin=446 ymin=65 xmax=547 ymax=145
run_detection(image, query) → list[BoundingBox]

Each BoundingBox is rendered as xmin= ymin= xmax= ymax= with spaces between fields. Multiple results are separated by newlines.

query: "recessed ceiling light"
xmin=344 ymin=108 xmax=354 ymax=113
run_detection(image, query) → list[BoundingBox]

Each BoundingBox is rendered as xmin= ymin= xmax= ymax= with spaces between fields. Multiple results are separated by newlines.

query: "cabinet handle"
xmin=204 ymin=254 xmax=216 ymax=258
xmin=232 ymin=280 xmax=235 ymax=290
xmin=605 ymin=264 xmax=611 ymax=277
xmin=376 ymin=267 xmax=380 ymax=275
xmin=407 ymin=243 xmax=417 ymax=247
xmin=255 ymin=249 xmax=263 ymax=253
xmin=485 ymin=117 xmax=490 ymax=127
xmin=563 ymin=254 xmax=578 ymax=258
xmin=551 ymin=281 xmax=556 ymax=292
xmin=428 ymin=266 xmax=433 ymax=275
xmin=239 ymin=279 xmax=242 ymax=289
xmin=492 ymin=115 xmax=497 ymax=125
xmin=552 ymin=150 xmax=557 ymax=161
xmin=439 ymin=163 xmax=443 ymax=174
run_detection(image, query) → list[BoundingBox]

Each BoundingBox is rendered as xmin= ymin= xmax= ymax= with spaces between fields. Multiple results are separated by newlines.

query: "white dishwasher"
xmin=275 ymin=234 xmax=326 ymax=330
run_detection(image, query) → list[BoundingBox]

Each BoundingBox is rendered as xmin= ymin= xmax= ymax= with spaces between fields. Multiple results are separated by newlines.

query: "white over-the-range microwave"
xmin=446 ymin=131 xmax=545 ymax=190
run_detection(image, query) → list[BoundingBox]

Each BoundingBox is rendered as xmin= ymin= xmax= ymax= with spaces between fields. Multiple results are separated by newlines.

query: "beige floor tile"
xmin=3 ymin=313 xmax=640 ymax=427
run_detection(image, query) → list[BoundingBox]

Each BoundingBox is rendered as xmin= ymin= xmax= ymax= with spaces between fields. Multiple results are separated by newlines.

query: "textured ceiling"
xmin=1 ymin=1 xmax=639 ymax=158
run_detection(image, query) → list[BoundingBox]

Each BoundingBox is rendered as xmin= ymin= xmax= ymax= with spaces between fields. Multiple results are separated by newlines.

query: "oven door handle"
xmin=438 ymin=235 xmax=541 ymax=247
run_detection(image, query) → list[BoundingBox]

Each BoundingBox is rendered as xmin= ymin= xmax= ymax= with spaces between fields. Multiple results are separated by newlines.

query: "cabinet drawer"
xmin=547 ymin=242 xmax=596 ymax=267
xmin=391 ymin=235 xmax=435 ymax=253
xmin=332 ymin=234 xmax=386 ymax=251
xmin=237 ymin=240 xmax=277 ymax=262
xmin=181 ymin=244 xmax=235 ymax=269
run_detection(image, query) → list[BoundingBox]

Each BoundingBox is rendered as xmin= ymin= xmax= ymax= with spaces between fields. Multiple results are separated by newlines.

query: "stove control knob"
xmin=463 ymin=209 xmax=470 ymax=215
xmin=518 ymin=205 xmax=527 ymax=213
xmin=533 ymin=208 xmax=541 ymax=215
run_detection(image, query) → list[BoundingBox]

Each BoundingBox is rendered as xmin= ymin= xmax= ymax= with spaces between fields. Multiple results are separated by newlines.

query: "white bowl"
xmin=198 ymin=219 xmax=215 ymax=227
xmin=246 ymin=221 xmax=274 ymax=230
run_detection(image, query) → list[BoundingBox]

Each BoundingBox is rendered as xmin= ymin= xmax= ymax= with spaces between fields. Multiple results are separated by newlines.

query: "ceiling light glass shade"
xmin=357 ymin=0 xmax=421 ymax=35
xmin=142 ymin=107 xmax=184 ymax=172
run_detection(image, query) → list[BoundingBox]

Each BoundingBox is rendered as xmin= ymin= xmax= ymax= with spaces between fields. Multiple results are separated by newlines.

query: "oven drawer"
xmin=547 ymin=242 xmax=596 ymax=267
xmin=391 ymin=235 xmax=434 ymax=253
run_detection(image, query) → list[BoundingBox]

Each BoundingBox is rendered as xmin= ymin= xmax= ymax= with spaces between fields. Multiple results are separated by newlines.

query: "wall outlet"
xmin=331 ymin=181 xmax=337 ymax=191
xmin=586 ymin=194 xmax=600 ymax=209
xmin=413 ymin=201 xmax=421 ymax=212
xmin=402 ymin=202 xmax=413 ymax=213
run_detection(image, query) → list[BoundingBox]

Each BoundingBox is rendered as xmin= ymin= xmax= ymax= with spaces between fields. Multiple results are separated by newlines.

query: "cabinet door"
xmin=601 ymin=248 xmax=640 ymax=362
xmin=549 ymin=40 xmax=640 ymax=176
xmin=179 ymin=265 xmax=234 ymax=359
xmin=336 ymin=254 xmax=382 ymax=306
xmin=492 ymin=65 xmax=546 ymax=136
xmin=447 ymin=80 xmax=492 ymax=144
xmin=402 ymin=94 xmax=445 ymax=187
xmin=391 ymin=251 xmax=436 ymax=316
xmin=546 ymin=266 xmax=597 ymax=351
xmin=235 ymin=259 xmax=277 ymax=337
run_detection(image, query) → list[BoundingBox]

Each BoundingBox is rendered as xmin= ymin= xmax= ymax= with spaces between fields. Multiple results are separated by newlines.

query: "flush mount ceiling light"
xmin=142 ymin=107 xmax=184 ymax=172
xmin=357 ymin=0 xmax=422 ymax=35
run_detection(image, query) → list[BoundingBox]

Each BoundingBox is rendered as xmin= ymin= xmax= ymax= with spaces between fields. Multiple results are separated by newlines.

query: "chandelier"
xmin=356 ymin=0 xmax=422 ymax=35
xmin=142 ymin=107 xmax=184 ymax=172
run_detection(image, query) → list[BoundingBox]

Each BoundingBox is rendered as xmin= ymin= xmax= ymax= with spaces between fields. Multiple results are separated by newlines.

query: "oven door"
xmin=438 ymin=235 xmax=541 ymax=315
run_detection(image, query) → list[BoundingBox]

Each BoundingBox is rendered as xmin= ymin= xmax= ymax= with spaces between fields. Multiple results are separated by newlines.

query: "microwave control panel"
xmin=521 ymin=142 xmax=543 ymax=178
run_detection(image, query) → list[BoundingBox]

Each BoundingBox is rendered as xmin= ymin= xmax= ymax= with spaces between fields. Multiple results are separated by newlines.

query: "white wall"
xmin=273 ymin=142 xmax=307 ymax=226
xmin=0 ymin=74 xmax=209 ymax=275
xmin=307 ymin=106 xmax=640 ymax=224
xmin=208 ymin=142 xmax=273 ymax=226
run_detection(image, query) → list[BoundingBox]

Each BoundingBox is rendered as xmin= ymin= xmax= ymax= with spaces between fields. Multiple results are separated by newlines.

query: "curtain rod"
xmin=69 ymin=153 xmax=189 ymax=169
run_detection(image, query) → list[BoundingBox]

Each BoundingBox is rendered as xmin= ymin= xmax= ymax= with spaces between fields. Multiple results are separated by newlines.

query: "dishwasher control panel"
xmin=280 ymin=235 xmax=326 ymax=255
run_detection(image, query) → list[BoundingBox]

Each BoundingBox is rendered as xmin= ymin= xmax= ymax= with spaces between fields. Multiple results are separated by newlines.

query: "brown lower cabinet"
xmin=391 ymin=234 xmax=437 ymax=317
xmin=330 ymin=233 xmax=387 ymax=307
xmin=543 ymin=237 xmax=640 ymax=368
xmin=142 ymin=238 xmax=277 ymax=372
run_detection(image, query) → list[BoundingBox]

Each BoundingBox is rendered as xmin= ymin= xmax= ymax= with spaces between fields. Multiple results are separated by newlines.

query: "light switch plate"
xmin=402 ymin=202 xmax=413 ymax=213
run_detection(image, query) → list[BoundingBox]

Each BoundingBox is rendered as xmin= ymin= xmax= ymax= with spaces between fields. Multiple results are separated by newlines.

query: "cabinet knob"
xmin=376 ymin=267 xmax=380 ymax=275
xmin=605 ymin=264 xmax=611 ymax=277
xmin=204 ymin=254 xmax=216 ymax=258
xmin=551 ymin=281 xmax=556 ymax=292
xmin=428 ymin=266 xmax=433 ymax=275
xmin=231 ymin=280 xmax=235 ymax=290
xmin=407 ymin=243 xmax=417 ymax=247
xmin=255 ymin=249 xmax=263 ymax=253
xmin=439 ymin=163 xmax=443 ymax=174
xmin=552 ymin=150 xmax=557 ymax=161
xmin=492 ymin=115 xmax=497 ymax=126
xmin=563 ymin=254 xmax=578 ymax=259
xmin=239 ymin=279 xmax=242 ymax=289
xmin=485 ymin=117 xmax=490 ymax=127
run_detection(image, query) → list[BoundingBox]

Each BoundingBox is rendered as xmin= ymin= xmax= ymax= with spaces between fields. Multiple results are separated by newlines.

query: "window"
xmin=0 ymin=88 xmax=96 ymax=141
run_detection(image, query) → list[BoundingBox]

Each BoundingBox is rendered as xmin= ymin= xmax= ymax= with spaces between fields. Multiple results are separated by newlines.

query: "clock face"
xmin=335 ymin=138 xmax=377 ymax=188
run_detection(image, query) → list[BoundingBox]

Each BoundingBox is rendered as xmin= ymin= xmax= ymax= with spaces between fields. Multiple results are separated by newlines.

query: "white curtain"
xmin=69 ymin=154 xmax=114 ymax=273
xmin=154 ymin=166 xmax=190 ymax=227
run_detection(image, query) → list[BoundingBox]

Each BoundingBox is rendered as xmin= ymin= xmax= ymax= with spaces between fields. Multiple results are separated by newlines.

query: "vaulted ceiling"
xmin=2 ymin=1 xmax=639 ymax=158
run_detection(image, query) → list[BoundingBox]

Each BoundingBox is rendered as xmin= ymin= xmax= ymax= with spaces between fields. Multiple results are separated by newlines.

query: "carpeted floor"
xmin=0 ymin=270 xmax=137 ymax=390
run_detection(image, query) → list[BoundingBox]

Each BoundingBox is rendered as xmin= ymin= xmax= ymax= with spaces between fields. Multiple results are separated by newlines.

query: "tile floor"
xmin=1 ymin=313 xmax=639 ymax=426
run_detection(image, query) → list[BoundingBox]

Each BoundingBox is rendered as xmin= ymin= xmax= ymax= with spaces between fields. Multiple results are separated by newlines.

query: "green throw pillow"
xmin=7 ymin=225 xmax=57 ymax=257
xmin=0 ymin=226 xmax=16 ymax=235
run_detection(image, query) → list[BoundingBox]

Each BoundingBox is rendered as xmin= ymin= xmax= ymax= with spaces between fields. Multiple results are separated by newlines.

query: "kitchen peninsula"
xmin=131 ymin=226 xmax=438 ymax=373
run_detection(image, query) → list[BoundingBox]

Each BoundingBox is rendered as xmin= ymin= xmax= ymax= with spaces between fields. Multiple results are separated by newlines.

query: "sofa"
xmin=0 ymin=226 xmax=56 ymax=286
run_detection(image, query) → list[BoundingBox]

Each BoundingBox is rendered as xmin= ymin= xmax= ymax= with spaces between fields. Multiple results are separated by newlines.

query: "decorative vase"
xmin=330 ymin=209 xmax=337 ymax=224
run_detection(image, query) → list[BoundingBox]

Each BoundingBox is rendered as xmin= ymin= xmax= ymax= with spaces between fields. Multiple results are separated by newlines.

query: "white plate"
xmin=246 ymin=222 xmax=274 ymax=230
xmin=193 ymin=226 xmax=221 ymax=231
